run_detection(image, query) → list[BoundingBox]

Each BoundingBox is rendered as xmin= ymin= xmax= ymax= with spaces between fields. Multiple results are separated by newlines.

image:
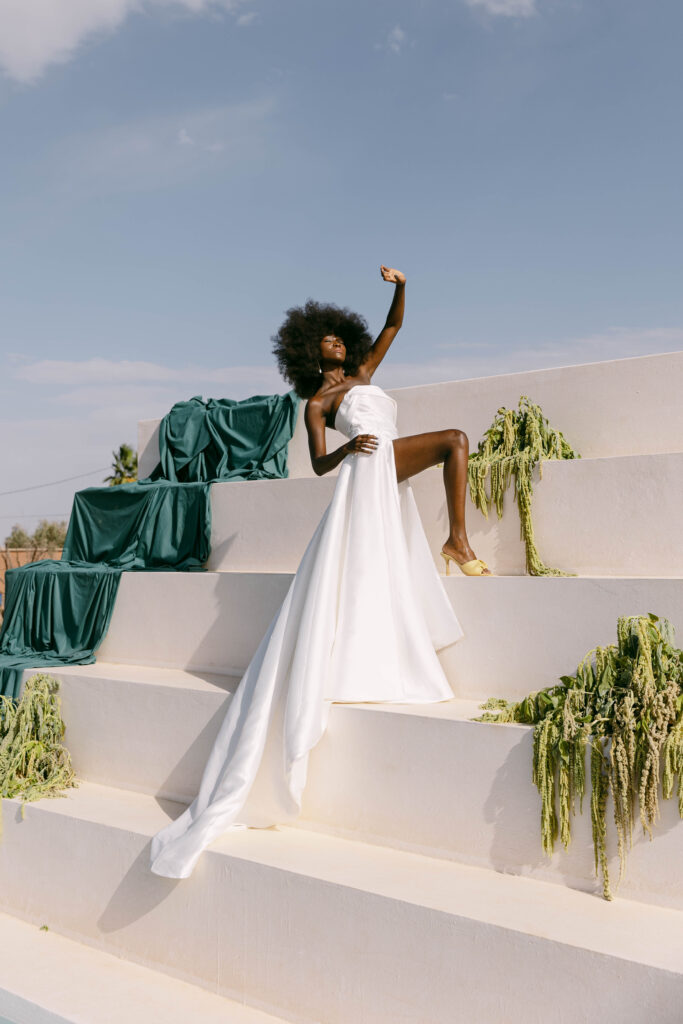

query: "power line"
xmin=0 ymin=468 xmax=109 ymax=498
xmin=0 ymin=513 xmax=69 ymax=520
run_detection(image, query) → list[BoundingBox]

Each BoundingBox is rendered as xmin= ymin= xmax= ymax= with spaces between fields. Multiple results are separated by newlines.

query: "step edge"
xmin=5 ymin=782 xmax=683 ymax=975
xmin=0 ymin=909 xmax=288 ymax=1024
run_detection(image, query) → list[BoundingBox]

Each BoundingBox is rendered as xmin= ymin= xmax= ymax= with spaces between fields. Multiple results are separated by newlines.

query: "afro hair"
xmin=272 ymin=299 xmax=373 ymax=398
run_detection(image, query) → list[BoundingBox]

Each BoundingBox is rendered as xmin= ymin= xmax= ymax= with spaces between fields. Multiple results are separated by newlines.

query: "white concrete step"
xmin=95 ymin=573 xmax=683 ymax=700
xmin=204 ymin=451 xmax=683 ymax=577
xmin=0 ymin=910 xmax=284 ymax=1024
xmin=51 ymin=663 xmax=240 ymax=802
xmin=45 ymin=662 xmax=683 ymax=910
xmin=138 ymin=351 xmax=683 ymax=479
xmin=1 ymin=782 xmax=682 ymax=1024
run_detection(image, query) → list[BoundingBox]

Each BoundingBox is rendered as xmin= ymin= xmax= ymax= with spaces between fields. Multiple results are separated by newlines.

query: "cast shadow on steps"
xmin=154 ymin=694 xmax=233 ymax=805
xmin=483 ymin=722 xmax=683 ymax=904
xmin=203 ymin=529 xmax=237 ymax=573
xmin=97 ymin=823 xmax=182 ymax=936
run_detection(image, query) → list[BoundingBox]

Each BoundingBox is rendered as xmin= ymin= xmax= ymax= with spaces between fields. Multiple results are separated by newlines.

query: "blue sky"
xmin=1 ymin=0 xmax=682 ymax=532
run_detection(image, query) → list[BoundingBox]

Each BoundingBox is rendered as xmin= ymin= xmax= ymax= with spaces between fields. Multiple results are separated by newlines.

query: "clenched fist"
xmin=380 ymin=265 xmax=406 ymax=284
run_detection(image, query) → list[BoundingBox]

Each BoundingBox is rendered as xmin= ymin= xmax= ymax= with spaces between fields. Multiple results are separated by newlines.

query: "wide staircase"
xmin=1 ymin=351 xmax=682 ymax=1023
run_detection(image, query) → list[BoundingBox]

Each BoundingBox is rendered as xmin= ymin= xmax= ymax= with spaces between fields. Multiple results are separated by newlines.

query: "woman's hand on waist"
xmin=345 ymin=434 xmax=379 ymax=455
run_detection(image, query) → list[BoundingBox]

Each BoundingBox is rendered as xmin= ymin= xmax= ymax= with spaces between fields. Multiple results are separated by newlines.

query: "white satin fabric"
xmin=150 ymin=383 xmax=463 ymax=878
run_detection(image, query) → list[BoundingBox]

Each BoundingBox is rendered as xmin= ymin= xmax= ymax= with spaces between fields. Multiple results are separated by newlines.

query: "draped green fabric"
xmin=151 ymin=391 xmax=300 ymax=482
xmin=62 ymin=480 xmax=212 ymax=569
xmin=0 ymin=561 xmax=121 ymax=701
xmin=0 ymin=390 xmax=299 ymax=699
xmin=0 ymin=482 xmax=212 ymax=698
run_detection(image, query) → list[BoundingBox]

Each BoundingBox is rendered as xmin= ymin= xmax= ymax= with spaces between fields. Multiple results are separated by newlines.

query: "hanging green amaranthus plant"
xmin=477 ymin=615 xmax=683 ymax=900
xmin=468 ymin=396 xmax=579 ymax=576
xmin=0 ymin=674 xmax=76 ymax=826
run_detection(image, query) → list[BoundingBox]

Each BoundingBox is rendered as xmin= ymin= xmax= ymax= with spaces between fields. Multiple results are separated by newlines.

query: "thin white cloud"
xmin=15 ymin=359 xmax=181 ymax=386
xmin=14 ymin=327 xmax=683 ymax=400
xmin=13 ymin=357 xmax=285 ymax=396
xmin=0 ymin=0 xmax=253 ymax=84
xmin=376 ymin=327 xmax=683 ymax=388
xmin=2 ymin=355 xmax=285 ymax=520
xmin=464 ymin=0 xmax=537 ymax=17
xmin=51 ymin=97 xmax=275 ymax=194
xmin=387 ymin=25 xmax=406 ymax=54
xmin=236 ymin=11 xmax=259 ymax=26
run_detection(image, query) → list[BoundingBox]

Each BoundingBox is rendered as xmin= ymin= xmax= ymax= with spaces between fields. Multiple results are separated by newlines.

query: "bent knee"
xmin=444 ymin=428 xmax=468 ymax=450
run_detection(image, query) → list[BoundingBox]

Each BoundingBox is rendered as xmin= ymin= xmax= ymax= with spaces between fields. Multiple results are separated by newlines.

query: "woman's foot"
xmin=441 ymin=540 xmax=492 ymax=576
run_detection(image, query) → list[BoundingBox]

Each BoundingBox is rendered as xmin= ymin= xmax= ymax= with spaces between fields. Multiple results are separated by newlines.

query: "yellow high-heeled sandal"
xmin=440 ymin=549 xmax=492 ymax=577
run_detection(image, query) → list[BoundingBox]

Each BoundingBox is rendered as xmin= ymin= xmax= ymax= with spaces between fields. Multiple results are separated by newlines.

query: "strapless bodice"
xmin=334 ymin=384 xmax=398 ymax=443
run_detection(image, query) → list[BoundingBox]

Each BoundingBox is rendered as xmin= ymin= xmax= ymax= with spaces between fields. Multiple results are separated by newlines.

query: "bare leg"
xmin=393 ymin=429 xmax=490 ymax=573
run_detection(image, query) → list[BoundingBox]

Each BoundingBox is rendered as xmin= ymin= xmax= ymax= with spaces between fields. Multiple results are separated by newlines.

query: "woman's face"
xmin=319 ymin=334 xmax=346 ymax=366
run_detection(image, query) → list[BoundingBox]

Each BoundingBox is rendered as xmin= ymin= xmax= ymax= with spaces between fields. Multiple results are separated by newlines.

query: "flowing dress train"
xmin=150 ymin=384 xmax=463 ymax=878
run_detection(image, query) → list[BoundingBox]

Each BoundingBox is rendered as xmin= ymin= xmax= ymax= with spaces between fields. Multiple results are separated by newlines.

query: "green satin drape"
xmin=62 ymin=480 xmax=212 ymax=569
xmin=151 ymin=392 xmax=300 ymax=482
xmin=0 ymin=391 xmax=300 ymax=699
xmin=0 ymin=561 xmax=122 ymax=701
xmin=0 ymin=479 xmax=211 ymax=699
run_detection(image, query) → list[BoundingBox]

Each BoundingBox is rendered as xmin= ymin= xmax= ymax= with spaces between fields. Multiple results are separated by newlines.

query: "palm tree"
xmin=105 ymin=444 xmax=138 ymax=486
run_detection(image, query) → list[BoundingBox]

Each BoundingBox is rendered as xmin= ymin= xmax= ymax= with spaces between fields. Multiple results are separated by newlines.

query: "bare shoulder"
xmin=305 ymin=394 xmax=325 ymax=425
xmin=305 ymin=392 xmax=326 ymax=414
xmin=306 ymin=385 xmax=341 ymax=417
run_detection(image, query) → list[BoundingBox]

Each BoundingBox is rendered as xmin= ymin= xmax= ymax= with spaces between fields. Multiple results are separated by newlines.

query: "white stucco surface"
xmin=138 ymin=350 xmax=683 ymax=478
xmin=5 ymin=351 xmax=683 ymax=1021
xmin=91 ymin=573 xmax=683 ymax=700
xmin=203 ymin=451 xmax=683 ymax=576
xmin=39 ymin=660 xmax=683 ymax=909
xmin=1 ymin=784 xmax=682 ymax=1024
xmin=0 ymin=911 xmax=283 ymax=1024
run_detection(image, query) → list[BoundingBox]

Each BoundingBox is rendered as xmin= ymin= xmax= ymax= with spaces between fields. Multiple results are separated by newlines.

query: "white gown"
xmin=150 ymin=384 xmax=463 ymax=878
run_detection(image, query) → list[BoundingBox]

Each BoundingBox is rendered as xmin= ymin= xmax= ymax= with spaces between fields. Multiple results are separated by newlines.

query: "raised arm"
xmin=305 ymin=398 xmax=378 ymax=476
xmin=361 ymin=266 xmax=406 ymax=377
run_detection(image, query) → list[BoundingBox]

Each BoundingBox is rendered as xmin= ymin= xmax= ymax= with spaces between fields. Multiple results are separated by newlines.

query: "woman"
xmin=293 ymin=265 xmax=490 ymax=577
xmin=150 ymin=266 xmax=486 ymax=879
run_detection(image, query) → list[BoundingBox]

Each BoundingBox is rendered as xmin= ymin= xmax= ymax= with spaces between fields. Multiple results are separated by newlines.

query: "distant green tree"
xmin=4 ymin=521 xmax=67 ymax=550
xmin=105 ymin=444 xmax=138 ymax=486
xmin=5 ymin=524 xmax=32 ymax=548
xmin=32 ymin=520 xmax=68 ymax=549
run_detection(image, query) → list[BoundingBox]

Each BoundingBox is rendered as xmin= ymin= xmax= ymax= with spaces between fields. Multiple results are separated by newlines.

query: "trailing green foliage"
xmin=477 ymin=615 xmax=683 ymax=900
xmin=468 ymin=396 xmax=579 ymax=576
xmin=0 ymin=674 xmax=76 ymax=824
